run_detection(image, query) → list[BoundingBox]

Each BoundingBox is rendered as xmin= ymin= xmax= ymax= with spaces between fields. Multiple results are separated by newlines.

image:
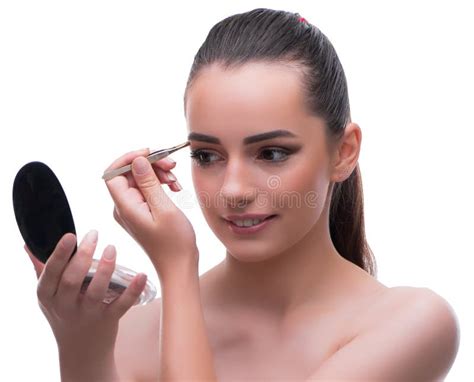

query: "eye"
xmin=189 ymin=146 xmax=295 ymax=168
xmin=189 ymin=149 xmax=220 ymax=167
xmin=258 ymin=147 xmax=291 ymax=162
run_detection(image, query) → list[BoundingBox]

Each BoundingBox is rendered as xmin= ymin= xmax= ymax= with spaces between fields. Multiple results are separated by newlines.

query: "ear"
xmin=329 ymin=122 xmax=362 ymax=182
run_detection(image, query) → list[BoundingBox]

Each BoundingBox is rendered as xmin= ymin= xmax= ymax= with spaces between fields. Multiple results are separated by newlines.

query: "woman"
xmin=26 ymin=8 xmax=459 ymax=381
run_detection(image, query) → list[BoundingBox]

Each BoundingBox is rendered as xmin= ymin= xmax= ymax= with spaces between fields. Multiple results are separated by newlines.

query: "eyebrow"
xmin=187 ymin=129 xmax=298 ymax=145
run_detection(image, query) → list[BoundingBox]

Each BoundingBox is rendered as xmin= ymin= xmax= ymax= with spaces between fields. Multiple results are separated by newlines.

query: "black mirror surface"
xmin=13 ymin=161 xmax=77 ymax=263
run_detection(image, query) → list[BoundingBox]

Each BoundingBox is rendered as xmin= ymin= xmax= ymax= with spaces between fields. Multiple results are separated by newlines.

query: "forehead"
xmin=185 ymin=62 xmax=313 ymax=135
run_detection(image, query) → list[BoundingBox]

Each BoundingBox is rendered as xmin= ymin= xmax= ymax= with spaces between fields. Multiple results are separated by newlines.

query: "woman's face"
xmin=185 ymin=62 xmax=335 ymax=262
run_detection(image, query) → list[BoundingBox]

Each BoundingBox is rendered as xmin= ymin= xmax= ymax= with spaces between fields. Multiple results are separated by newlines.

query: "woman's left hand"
xmin=104 ymin=148 xmax=199 ymax=279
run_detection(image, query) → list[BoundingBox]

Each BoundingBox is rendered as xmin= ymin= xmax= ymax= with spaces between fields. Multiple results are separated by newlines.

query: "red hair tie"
xmin=298 ymin=16 xmax=308 ymax=24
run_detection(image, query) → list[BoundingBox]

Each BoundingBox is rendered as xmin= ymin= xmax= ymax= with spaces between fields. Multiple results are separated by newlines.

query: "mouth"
xmin=224 ymin=214 xmax=277 ymax=226
xmin=223 ymin=215 xmax=278 ymax=234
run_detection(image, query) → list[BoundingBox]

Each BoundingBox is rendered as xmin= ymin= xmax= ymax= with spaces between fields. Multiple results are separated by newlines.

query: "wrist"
xmin=152 ymin=249 xmax=200 ymax=283
xmin=59 ymin=347 xmax=119 ymax=382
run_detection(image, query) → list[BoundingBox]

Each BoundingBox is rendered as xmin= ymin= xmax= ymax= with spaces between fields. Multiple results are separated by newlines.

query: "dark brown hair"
xmin=183 ymin=8 xmax=377 ymax=277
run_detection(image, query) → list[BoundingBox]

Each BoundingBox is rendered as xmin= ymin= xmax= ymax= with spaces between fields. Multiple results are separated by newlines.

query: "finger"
xmin=107 ymin=273 xmax=148 ymax=318
xmin=152 ymin=168 xmax=182 ymax=195
xmin=104 ymin=149 xmax=151 ymax=205
xmin=155 ymin=169 xmax=182 ymax=192
xmin=168 ymin=180 xmax=182 ymax=192
xmin=131 ymin=156 xmax=176 ymax=218
xmin=104 ymin=151 xmax=177 ymax=213
xmin=24 ymin=244 xmax=45 ymax=279
xmin=56 ymin=230 xmax=98 ymax=305
xmin=36 ymin=233 xmax=77 ymax=303
xmin=113 ymin=206 xmax=123 ymax=226
xmin=113 ymin=206 xmax=135 ymax=235
xmin=105 ymin=172 xmax=147 ymax=217
xmin=122 ymin=157 xmax=176 ymax=189
xmin=151 ymin=157 xmax=177 ymax=172
xmin=126 ymin=162 xmax=177 ymax=189
xmin=105 ymin=148 xmax=150 ymax=172
xmin=155 ymin=167 xmax=177 ymax=184
xmin=82 ymin=245 xmax=117 ymax=307
xmin=108 ymin=181 xmax=148 ymax=226
xmin=154 ymin=168 xmax=182 ymax=192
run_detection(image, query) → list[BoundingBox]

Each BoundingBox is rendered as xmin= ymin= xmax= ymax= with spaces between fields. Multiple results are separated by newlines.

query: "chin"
xmin=225 ymin=248 xmax=277 ymax=263
xmin=220 ymin=237 xmax=286 ymax=263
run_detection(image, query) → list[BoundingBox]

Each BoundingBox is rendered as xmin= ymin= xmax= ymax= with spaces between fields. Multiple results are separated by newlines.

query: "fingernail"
xmin=137 ymin=273 xmax=147 ymax=285
xmin=133 ymin=157 xmax=149 ymax=175
xmin=104 ymin=245 xmax=116 ymax=260
xmin=86 ymin=230 xmax=98 ymax=244
xmin=167 ymin=172 xmax=177 ymax=182
xmin=63 ymin=234 xmax=76 ymax=248
xmin=166 ymin=157 xmax=176 ymax=165
xmin=175 ymin=181 xmax=182 ymax=190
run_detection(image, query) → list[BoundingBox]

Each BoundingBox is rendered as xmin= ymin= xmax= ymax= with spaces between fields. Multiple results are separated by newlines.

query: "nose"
xmin=219 ymin=158 xmax=257 ymax=208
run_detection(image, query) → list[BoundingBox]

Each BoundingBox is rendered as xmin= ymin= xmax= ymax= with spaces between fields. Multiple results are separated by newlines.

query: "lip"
xmin=224 ymin=215 xmax=278 ymax=235
xmin=224 ymin=213 xmax=276 ymax=221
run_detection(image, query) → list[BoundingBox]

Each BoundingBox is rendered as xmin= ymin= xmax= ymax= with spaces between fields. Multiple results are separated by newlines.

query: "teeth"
xmin=233 ymin=218 xmax=262 ymax=227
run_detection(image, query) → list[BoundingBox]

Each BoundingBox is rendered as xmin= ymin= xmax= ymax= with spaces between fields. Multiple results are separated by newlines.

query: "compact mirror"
xmin=13 ymin=162 xmax=77 ymax=263
xmin=13 ymin=161 xmax=157 ymax=305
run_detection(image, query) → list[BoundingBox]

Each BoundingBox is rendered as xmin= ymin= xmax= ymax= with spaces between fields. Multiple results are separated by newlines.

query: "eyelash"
xmin=189 ymin=147 xmax=293 ymax=167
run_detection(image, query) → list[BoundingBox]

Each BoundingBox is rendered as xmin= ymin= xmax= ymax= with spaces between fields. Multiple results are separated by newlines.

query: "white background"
xmin=1 ymin=1 xmax=472 ymax=380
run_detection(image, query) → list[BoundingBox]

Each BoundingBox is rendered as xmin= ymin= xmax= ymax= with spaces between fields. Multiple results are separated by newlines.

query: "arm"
xmin=113 ymin=259 xmax=217 ymax=382
xmin=305 ymin=288 xmax=460 ymax=382
xmin=58 ymin=347 xmax=120 ymax=382
xmin=157 ymin=257 xmax=218 ymax=381
xmin=104 ymin=151 xmax=218 ymax=381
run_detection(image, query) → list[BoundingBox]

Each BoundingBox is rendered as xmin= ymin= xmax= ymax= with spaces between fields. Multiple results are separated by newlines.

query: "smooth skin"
xmin=27 ymin=62 xmax=460 ymax=381
xmin=25 ymin=154 xmax=191 ymax=382
xmin=114 ymin=62 xmax=459 ymax=381
xmin=26 ymin=232 xmax=146 ymax=382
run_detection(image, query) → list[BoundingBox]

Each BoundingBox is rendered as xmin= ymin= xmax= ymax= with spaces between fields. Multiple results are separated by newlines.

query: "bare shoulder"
xmin=114 ymin=297 xmax=162 ymax=382
xmin=312 ymin=286 xmax=460 ymax=381
xmin=395 ymin=286 xmax=460 ymax=347
xmin=369 ymin=286 xmax=460 ymax=354
xmin=360 ymin=285 xmax=458 ymax=320
xmin=378 ymin=286 xmax=459 ymax=323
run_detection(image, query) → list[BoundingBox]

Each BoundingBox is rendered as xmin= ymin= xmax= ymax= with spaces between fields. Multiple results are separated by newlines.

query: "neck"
xmin=214 ymin=205 xmax=351 ymax=318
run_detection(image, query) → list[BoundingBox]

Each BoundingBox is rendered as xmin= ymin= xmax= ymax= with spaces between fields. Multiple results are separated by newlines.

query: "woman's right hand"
xmin=25 ymin=230 xmax=147 ymax=357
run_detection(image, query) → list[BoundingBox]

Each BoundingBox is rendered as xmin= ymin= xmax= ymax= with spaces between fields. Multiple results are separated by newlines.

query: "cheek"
xmin=191 ymin=167 xmax=214 ymax=192
xmin=191 ymin=168 xmax=221 ymax=216
xmin=276 ymin=156 xmax=328 ymax=196
xmin=299 ymin=152 xmax=330 ymax=196
xmin=267 ymin=158 xmax=329 ymax=224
